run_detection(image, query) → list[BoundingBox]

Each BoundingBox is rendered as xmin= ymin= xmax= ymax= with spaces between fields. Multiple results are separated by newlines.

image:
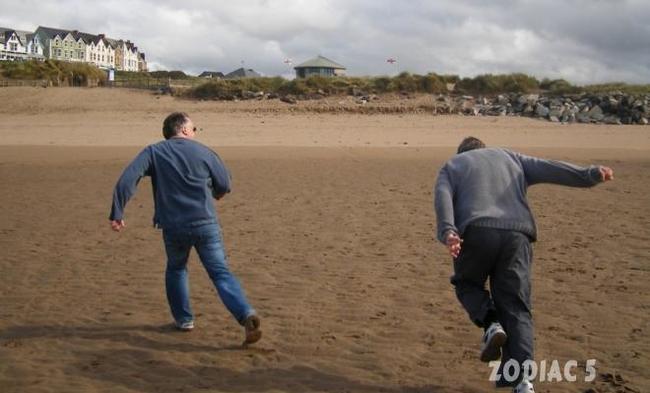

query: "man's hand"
xmin=111 ymin=220 xmax=126 ymax=232
xmin=445 ymin=231 xmax=463 ymax=259
xmin=599 ymin=166 xmax=614 ymax=182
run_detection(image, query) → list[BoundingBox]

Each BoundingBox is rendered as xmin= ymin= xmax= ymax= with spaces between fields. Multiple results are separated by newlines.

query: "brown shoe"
xmin=243 ymin=315 xmax=262 ymax=345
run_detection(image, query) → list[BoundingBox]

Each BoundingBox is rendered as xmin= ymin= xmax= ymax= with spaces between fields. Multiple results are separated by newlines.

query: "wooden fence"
xmin=0 ymin=79 xmax=50 ymax=87
xmin=0 ymin=77 xmax=207 ymax=90
xmin=110 ymin=78 xmax=206 ymax=90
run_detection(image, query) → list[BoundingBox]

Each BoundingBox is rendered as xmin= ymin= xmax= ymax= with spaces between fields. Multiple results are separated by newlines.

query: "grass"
xmin=2 ymin=60 xmax=649 ymax=96
xmin=0 ymin=59 xmax=106 ymax=85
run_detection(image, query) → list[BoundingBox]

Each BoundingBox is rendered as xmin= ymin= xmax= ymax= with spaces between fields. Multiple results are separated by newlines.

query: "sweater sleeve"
xmin=516 ymin=152 xmax=603 ymax=187
xmin=109 ymin=147 xmax=153 ymax=221
xmin=208 ymin=151 xmax=231 ymax=198
xmin=434 ymin=165 xmax=458 ymax=244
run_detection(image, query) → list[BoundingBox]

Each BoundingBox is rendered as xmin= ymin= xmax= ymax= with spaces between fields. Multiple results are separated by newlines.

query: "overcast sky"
xmin=2 ymin=0 xmax=649 ymax=84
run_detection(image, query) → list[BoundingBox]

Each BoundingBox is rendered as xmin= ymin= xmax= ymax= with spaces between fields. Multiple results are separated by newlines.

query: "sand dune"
xmin=0 ymin=87 xmax=648 ymax=393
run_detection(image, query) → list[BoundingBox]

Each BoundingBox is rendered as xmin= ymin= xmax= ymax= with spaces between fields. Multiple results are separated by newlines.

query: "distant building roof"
xmin=71 ymin=30 xmax=97 ymax=44
xmin=199 ymin=71 xmax=225 ymax=78
xmin=225 ymin=68 xmax=261 ymax=79
xmin=0 ymin=28 xmax=31 ymax=46
xmin=294 ymin=55 xmax=345 ymax=70
xmin=36 ymin=26 xmax=72 ymax=39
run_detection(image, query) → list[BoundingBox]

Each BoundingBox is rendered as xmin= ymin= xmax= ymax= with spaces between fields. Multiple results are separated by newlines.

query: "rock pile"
xmin=445 ymin=93 xmax=649 ymax=125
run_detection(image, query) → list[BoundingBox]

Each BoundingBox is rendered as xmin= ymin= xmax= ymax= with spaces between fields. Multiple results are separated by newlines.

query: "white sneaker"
xmin=175 ymin=320 xmax=194 ymax=331
xmin=513 ymin=379 xmax=535 ymax=393
xmin=480 ymin=322 xmax=507 ymax=362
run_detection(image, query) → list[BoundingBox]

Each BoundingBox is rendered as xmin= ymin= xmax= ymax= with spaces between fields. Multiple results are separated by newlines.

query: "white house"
xmin=123 ymin=41 xmax=139 ymax=72
xmin=0 ymin=28 xmax=30 ymax=60
xmin=85 ymin=34 xmax=115 ymax=69
xmin=26 ymin=33 xmax=45 ymax=59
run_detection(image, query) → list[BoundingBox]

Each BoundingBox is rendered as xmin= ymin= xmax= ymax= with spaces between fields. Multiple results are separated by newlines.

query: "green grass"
xmin=3 ymin=60 xmax=649 ymax=96
xmin=0 ymin=59 xmax=106 ymax=85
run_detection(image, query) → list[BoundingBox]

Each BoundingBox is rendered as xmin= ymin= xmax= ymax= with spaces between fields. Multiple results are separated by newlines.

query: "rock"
xmin=241 ymin=90 xmax=257 ymax=100
xmin=464 ymin=106 xmax=480 ymax=116
xmin=639 ymin=117 xmax=648 ymax=125
xmin=607 ymin=97 xmax=619 ymax=109
xmin=549 ymin=116 xmax=560 ymax=123
xmin=576 ymin=112 xmax=591 ymax=123
xmin=280 ymin=95 xmax=297 ymax=104
xmin=549 ymin=108 xmax=563 ymax=119
xmin=603 ymin=116 xmax=622 ymax=125
xmin=535 ymin=103 xmax=550 ymax=118
xmin=588 ymin=105 xmax=605 ymax=121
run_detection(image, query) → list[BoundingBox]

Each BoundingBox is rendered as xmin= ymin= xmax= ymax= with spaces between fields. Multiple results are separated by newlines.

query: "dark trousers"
xmin=451 ymin=226 xmax=534 ymax=387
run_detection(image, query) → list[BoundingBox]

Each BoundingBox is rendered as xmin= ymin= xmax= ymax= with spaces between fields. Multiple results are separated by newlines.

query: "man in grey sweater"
xmin=434 ymin=137 xmax=614 ymax=393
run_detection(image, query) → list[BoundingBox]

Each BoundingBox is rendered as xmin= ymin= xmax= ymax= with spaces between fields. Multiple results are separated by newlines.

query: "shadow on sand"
xmin=1 ymin=323 xmax=455 ymax=393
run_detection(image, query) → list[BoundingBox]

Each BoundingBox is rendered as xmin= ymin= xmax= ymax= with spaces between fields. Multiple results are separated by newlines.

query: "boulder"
xmin=280 ymin=95 xmax=297 ymax=104
xmin=588 ymin=105 xmax=605 ymax=121
xmin=576 ymin=112 xmax=591 ymax=123
xmin=603 ymin=116 xmax=622 ymax=125
xmin=535 ymin=103 xmax=549 ymax=118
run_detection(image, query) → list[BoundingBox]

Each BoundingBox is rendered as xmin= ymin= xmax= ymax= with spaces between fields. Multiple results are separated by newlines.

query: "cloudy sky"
xmin=2 ymin=0 xmax=649 ymax=84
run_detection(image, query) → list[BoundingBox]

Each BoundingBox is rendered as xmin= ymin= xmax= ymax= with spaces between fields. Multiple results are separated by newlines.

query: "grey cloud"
xmin=1 ymin=0 xmax=648 ymax=83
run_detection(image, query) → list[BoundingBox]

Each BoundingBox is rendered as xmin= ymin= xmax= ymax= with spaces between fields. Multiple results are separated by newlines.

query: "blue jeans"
xmin=162 ymin=223 xmax=255 ymax=325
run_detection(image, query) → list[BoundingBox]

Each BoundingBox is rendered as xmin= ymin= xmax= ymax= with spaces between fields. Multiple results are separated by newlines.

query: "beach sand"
xmin=0 ymin=87 xmax=648 ymax=393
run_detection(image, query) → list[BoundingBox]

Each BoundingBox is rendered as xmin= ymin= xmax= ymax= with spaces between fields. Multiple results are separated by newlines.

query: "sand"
xmin=0 ymin=87 xmax=648 ymax=393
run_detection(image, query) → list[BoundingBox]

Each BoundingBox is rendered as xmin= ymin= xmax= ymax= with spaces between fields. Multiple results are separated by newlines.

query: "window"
xmin=56 ymin=48 xmax=61 ymax=57
xmin=10 ymin=43 xmax=17 ymax=51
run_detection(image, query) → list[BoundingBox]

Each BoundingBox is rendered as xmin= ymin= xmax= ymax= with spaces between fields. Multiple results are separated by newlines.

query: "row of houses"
xmin=0 ymin=26 xmax=147 ymax=72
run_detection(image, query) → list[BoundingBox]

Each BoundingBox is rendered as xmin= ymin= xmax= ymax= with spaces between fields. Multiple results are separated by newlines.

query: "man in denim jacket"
xmin=109 ymin=112 xmax=261 ymax=345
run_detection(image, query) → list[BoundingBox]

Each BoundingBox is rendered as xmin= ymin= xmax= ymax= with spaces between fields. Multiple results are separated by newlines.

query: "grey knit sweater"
xmin=434 ymin=147 xmax=603 ymax=243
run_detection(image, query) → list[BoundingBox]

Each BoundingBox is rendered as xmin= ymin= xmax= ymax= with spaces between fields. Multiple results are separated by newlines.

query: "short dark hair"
xmin=162 ymin=112 xmax=189 ymax=139
xmin=457 ymin=137 xmax=485 ymax=154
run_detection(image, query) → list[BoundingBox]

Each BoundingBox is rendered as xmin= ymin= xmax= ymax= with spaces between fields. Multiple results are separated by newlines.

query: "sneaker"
xmin=480 ymin=322 xmax=507 ymax=362
xmin=175 ymin=320 xmax=194 ymax=332
xmin=513 ymin=379 xmax=535 ymax=393
xmin=243 ymin=314 xmax=262 ymax=345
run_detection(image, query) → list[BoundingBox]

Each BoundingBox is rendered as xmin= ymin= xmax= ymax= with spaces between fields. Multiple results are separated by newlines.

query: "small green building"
xmin=294 ymin=55 xmax=346 ymax=78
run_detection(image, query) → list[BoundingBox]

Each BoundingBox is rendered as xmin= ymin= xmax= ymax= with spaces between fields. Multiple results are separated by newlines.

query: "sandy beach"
xmin=0 ymin=87 xmax=648 ymax=393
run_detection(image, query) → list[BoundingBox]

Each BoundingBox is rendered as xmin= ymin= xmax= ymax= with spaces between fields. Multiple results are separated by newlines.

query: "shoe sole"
xmin=480 ymin=330 xmax=507 ymax=362
xmin=243 ymin=315 xmax=262 ymax=345
xmin=175 ymin=323 xmax=194 ymax=332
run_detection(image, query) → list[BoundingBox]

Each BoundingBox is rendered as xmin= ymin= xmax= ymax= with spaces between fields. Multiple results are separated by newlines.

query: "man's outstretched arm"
xmin=516 ymin=152 xmax=614 ymax=187
xmin=109 ymin=147 xmax=153 ymax=231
